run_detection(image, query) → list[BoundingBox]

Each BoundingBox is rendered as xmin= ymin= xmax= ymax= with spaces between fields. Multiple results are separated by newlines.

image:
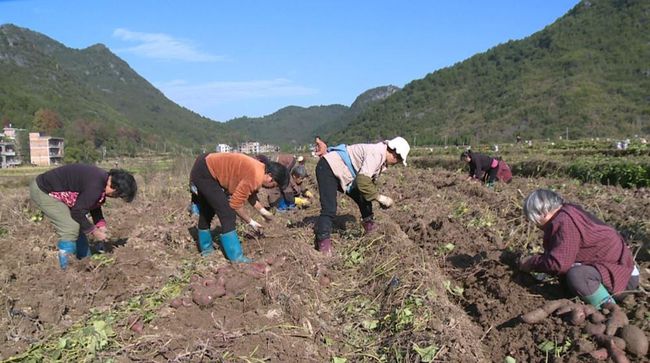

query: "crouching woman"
xmin=518 ymin=189 xmax=639 ymax=308
xmin=30 ymin=164 xmax=137 ymax=269
xmin=189 ymin=152 xmax=287 ymax=261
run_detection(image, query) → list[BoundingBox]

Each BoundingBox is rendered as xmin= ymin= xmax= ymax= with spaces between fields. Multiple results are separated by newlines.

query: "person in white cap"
xmin=314 ymin=136 xmax=410 ymax=255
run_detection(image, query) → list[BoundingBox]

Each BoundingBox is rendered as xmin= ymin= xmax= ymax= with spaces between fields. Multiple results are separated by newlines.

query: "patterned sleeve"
xmin=528 ymin=218 xmax=580 ymax=274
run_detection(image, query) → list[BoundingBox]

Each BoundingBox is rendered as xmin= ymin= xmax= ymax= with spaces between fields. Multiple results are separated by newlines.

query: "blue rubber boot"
xmin=219 ymin=230 xmax=252 ymax=263
xmin=198 ymin=229 xmax=215 ymax=256
xmin=57 ymin=240 xmax=76 ymax=270
xmin=76 ymin=234 xmax=91 ymax=259
xmin=582 ymin=284 xmax=615 ymax=309
xmin=276 ymin=197 xmax=289 ymax=212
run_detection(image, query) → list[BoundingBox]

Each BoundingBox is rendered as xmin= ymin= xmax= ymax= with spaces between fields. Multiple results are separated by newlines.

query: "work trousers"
xmin=189 ymin=154 xmax=237 ymax=233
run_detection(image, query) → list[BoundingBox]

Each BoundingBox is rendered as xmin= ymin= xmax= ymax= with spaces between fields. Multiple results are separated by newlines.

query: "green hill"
xmin=0 ymin=24 xmax=238 ymax=158
xmin=335 ymin=0 xmax=650 ymax=145
xmin=226 ymin=85 xmax=400 ymax=147
xmin=226 ymin=105 xmax=348 ymax=148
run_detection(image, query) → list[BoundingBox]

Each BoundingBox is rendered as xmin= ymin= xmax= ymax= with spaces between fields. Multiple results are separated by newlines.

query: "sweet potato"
xmin=192 ymin=287 xmax=214 ymax=307
xmin=608 ymin=342 xmax=630 ymax=363
xmin=584 ymin=322 xmax=606 ymax=335
xmin=206 ymin=284 xmax=226 ymax=298
xmin=582 ymin=304 xmax=597 ymax=317
xmin=521 ymin=308 xmax=548 ymax=324
xmin=594 ymin=334 xmax=627 ymax=352
xmin=618 ymin=325 xmax=648 ymax=357
xmin=590 ymin=311 xmax=607 ymax=324
xmin=169 ymin=298 xmax=183 ymax=309
xmin=542 ymin=299 xmax=571 ymax=314
xmin=554 ymin=305 xmax=574 ymax=316
xmin=569 ymin=306 xmax=586 ymax=325
xmin=588 ymin=348 xmax=608 ymax=360
xmin=521 ymin=299 xmax=571 ymax=324
xmin=605 ymin=306 xmax=629 ymax=336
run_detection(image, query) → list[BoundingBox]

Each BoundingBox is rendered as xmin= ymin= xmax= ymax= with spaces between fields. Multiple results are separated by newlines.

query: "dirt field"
xmin=0 ymin=158 xmax=648 ymax=362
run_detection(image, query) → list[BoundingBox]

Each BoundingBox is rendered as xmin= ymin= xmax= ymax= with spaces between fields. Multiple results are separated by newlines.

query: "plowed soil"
xmin=0 ymin=158 xmax=648 ymax=362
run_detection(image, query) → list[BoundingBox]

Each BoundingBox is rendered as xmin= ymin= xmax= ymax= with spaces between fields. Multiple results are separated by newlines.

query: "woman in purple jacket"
xmin=518 ymin=189 xmax=638 ymax=308
xmin=30 ymin=164 xmax=137 ymax=269
xmin=461 ymin=150 xmax=502 ymax=186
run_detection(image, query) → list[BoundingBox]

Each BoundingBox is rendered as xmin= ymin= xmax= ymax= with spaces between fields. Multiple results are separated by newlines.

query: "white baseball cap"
xmin=386 ymin=136 xmax=410 ymax=166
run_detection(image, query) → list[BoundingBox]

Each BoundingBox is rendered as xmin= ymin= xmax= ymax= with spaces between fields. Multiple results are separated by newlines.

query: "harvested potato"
xmin=605 ymin=306 xmax=629 ymax=336
xmin=169 ymin=298 xmax=183 ymax=309
xmin=590 ymin=311 xmax=606 ymax=324
xmin=521 ymin=308 xmax=548 ymax=324
xmin=569 ymin=306 xmax=586 ymax=325
xmin=584 ymin=322 xmax=606 ymax=335
xmin=192 ymin=288 xmax=214 ymax=307
xmin=618 ymin=325 xmax=648 ymax=357
xmin=521 ymin=299 xmax=571 ymax=324
xmin=588 ymin=348 xmax=608 ymax=360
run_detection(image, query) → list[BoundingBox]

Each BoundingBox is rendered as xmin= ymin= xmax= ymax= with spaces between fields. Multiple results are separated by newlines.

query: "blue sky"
xmin=0 ymin=0 xmax=579 ymax=122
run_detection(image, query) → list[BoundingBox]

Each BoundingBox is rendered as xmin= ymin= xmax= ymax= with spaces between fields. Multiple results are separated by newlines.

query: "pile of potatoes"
xmin=169 ymin=261 xmax=273 ymax=309
xmin=520 ymin=299 xmax=648 ymax=362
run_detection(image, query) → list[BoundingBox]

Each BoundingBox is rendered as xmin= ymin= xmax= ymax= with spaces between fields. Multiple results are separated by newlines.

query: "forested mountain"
xmin=227 ymin=85 xmax=401 ymax=146
xmin=335 ymin=0 xmax=650 ymax=145
xmin=0 ymin=24 xmax=238 ymax=159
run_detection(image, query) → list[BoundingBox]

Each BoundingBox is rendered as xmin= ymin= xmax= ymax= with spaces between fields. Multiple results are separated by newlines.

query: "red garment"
xmin=496 ymin=161 xmax=512 ymax=183
xmin=528 ymin=204 xmax=634 ymax=293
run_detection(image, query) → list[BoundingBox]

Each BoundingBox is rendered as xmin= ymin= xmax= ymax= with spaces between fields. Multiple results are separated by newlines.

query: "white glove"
xmin=248 ymin=219 xmax=263 ymax=232
xmin=376 ymin=195 xmax=394 ymax=209
xmin=259 ymin=208 xmax=273 ymax=221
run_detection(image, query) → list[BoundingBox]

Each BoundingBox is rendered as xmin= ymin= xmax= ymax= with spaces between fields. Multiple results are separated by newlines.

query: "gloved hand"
xmin=376 ymin=194 xmax=394 ymax=209
xmin=248 ymin=219 xmax=263 ymax=232
xmin=294 ymin=197 xmax=310 ymax=208
xmin=259 ymin=208 xmax=273 ymax=221
xmin=304 ymin=191 xmax=314 ymax=198
xmin=518 ymin=256 xmax=534 ymax=272
xmin=92 ymin=228 xmax=108 ymax=241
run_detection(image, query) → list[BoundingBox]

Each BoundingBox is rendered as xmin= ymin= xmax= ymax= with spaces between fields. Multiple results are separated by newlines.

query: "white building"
xmin=239 ymin=142 xmax=260 ymax=154
xmin=216 ymin=143 xmax=232 ymax=153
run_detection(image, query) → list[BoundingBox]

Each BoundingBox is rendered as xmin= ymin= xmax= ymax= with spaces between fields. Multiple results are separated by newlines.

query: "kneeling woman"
xmin=519 ymin=189 xmax=638 ymax=308
xmin=189 ymin=153 xmax=288 ymax=262
xmin=30 ymin=164 xmax=137 ymax=269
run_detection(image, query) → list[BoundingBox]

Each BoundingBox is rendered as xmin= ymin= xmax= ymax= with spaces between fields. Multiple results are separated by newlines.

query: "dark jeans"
xmin=482 ymin=166 xmax=498 ymax=183
xmin=315 ymin=158 xmax=373 ymax=241
xmin=189 ymin=154 xmax=236 ymax=233
xmin=566 ymin=264 xmax=639 ymax=297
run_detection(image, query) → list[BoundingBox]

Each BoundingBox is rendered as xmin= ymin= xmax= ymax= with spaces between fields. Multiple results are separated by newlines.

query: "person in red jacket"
xmin=518 ymin=189 xmax=638 ymax=308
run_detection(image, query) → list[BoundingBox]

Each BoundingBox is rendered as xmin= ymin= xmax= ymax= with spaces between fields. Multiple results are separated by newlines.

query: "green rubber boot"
xmin=582 ymin=284 xmax=615 ymax=309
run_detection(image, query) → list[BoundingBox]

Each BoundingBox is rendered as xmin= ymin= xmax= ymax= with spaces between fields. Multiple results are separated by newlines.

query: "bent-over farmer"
xmin=30 ymin=164 xmax=137 ymax=269
xmin=314 ymin=136 xmax=410 ymax=255
xmin=189 ymin=152 xmax=288 ymax=262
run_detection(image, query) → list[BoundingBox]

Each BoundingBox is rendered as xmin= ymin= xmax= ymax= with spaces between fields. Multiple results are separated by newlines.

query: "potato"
xmin=584 ymin=322 xmax=606 ymax=335
xmin=521 ymin=308 xmax=548 ymax=324
xmin=569 ymin=306 xmax=587 ymax=325
xmin=169 ymin=298 xmax=183 ymax=309
xmin=605 ymin=306 xmax=629 ymax=336
xmin=590 ymin=311 xmax=606 ymax=324
xmin=618 ymin=325 xmax=648 ymax=357
xmin=542 ymin=299 xmax=571 ymax=314
xmin=192 ymin=288 xmax=214 ymax=307
xmin=554 ymin=305 xmax=574 ymax=316
xmin=202 ymin=277 xmax=218 ymax=287
xmin=588 ymin=348 xmax=608 ymax=360
xmin=207 ymin=284 xmax=226 ymax=298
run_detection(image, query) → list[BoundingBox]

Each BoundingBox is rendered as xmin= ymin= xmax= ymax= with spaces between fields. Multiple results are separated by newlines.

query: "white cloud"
xmin=112 ymin=28 xmax=223 ymax=62
xmin=155 ymin=78 xmax=319 ymax=119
